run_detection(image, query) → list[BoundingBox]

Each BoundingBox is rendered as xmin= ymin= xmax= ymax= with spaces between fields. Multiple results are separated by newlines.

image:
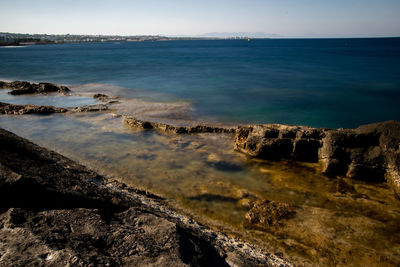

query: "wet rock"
xmin=244 ymin=200 xmax=294 ymax=229
xmin=235 ymin=121 xmax=400 ymax=198
xmin=336 ymin=178 xmax=357 ymax=194
xmin=93 ymin=93 xmax=110 ymax=102
xmin=234 ymin=124 xmax=323 ymax=162
xmin=124 ymin=116 xmax=235 ymax=134
xmin=73 ymin=104 xmax=109 ymax=112
xmin=0 ymin=128 xmax=291 ymax=266
xmin=188 ymin=181 xmax=260 ymax=205
xmin=0 ymin=80 xmax=70 ymax=95
xmin=0 ymin=102 xmax=68 ymax=115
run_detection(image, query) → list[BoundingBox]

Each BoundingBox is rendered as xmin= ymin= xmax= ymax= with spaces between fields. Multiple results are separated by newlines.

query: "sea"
xmin=1 ymin=38 xmax=400 ymax=128
xmin=2 ymin=38 xmax=400 ymax=265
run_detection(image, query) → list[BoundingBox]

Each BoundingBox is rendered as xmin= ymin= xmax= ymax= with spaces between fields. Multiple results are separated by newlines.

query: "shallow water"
xmin=1 ymin=111 xmax=399 ymax=266
xmin=0 ymin=89 xmax=98 ymax=107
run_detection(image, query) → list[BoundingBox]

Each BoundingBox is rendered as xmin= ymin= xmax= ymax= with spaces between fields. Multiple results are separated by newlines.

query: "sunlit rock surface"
xmin=0 ymin=128 xmax=290 ymax=267
xmin=0 ymin=80 xmax=70 ymax=95
xmin=234 ymin=121 xmax=400 ymax=197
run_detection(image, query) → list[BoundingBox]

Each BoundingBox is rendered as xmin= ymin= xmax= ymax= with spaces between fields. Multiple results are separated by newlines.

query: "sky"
xmin=1 ymin=0 xmax=399 ymax=38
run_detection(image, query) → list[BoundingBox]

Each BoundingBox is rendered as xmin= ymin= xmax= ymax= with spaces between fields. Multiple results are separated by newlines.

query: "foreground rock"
xmin=0 ymin=102 xmax=68 ymax=115
xmin=0 ymin=128 xmax=290 ymax=266
xmin=124 ymin=116 xmax=235 ymax=134
xmin=234 ymin=121 xmax=400 ymax=198
xmin=0 ymin=80 xmax=70 ymax=95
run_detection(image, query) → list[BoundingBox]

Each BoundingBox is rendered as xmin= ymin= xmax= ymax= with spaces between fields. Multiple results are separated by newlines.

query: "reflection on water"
xmin=1 ymin=113 xmax=400 ymax=266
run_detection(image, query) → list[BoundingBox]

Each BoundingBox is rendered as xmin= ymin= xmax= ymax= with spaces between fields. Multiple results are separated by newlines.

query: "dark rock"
xmin=93 ymin=93 xmax=110 ymax=102
xmin=336 ymin=178 xmax=356 ymax=194
xmin=0 ymin=128 xmax=291 ymax=266
xmin=244 ymin=200 xmax=294 ymax=229
xmin=73 ymin=104 xmax=109 ymax=112
xmin=234 ymin=121 xmax=400 ymax=198
xmin=124 ymin=116 xmax=235 ymax=134
xmin=0 ymin=102 xmax=68 ymax=115
xmin=0 ymin=80 xmax=71 ymax=95
xmin=0 ymin=81 xmax=7 ymax=88
xmin=292 ymin=139 xmax=321 ymax=162
xmin=234 ymin=125 xmax=322 ymax=162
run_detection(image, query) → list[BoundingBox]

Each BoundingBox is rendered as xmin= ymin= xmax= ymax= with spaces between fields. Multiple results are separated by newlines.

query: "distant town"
xmin=0 ymin=32 xmax=250 ymax=46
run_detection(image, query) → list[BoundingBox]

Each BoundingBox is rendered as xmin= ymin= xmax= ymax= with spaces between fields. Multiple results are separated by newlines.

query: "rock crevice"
xmin=234 ymin=121 xmax=400 ymax=197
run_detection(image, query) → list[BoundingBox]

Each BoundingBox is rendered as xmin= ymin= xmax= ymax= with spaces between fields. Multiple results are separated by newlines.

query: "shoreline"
xmin=2 ymin=80 xmax=398 ymax=197
xmin=0 ymin=128 xmax=290 ymax=266
xmin=1 ymin=80 xmax=400 ymax=265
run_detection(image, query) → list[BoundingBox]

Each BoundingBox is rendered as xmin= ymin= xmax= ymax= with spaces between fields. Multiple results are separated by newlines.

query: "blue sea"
xmin=1 ymin=38 xmax=399 ymax=128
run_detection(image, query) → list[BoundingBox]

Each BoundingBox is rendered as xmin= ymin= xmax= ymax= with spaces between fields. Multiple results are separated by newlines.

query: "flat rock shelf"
xmin=0 ymin=128 xmax=289 ymax=266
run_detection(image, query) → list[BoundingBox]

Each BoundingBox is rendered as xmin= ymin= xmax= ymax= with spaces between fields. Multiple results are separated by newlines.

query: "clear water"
xmin=0 ymin=90 xmax=98 ymax=107
xmin=1 ymin=38 xmax=400 ymax=128
xmin=1 ymin=39 xmax=400 ymax=266
xmin=0 ymin=113 xmax=399 ymax=266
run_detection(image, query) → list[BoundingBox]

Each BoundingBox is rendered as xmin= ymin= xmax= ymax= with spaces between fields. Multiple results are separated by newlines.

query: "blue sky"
xmin=1 ymin=0 xmax=399 ymax=37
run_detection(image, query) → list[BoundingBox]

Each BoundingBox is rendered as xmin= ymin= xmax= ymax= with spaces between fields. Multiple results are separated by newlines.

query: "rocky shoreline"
xmin=234 ymin=122 xmax=400 ymax=198
xmin=0 ymin=128 xmax=290 ymax=266
xmin=125 ymin=114 xmax=400 ymax=199
xmin=1 ymin=80 xmax=399 ymax=198
xmin=1 ymin=80 xmax=400 ymax=265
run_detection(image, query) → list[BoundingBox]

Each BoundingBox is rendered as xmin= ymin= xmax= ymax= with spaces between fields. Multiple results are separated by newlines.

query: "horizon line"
xmin=1 ymin=31 xmax=399 ymax=39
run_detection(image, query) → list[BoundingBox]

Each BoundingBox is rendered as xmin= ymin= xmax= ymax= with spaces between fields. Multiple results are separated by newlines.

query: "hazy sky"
xmin=1 ymin=0 xmax=399 ymax=37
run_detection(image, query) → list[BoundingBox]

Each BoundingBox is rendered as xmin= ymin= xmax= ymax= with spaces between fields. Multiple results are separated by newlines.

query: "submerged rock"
xmin=235 ymin=121 xmax=400 ymax=198
xmin=72 ymin=104 xmax=109 ymax=112
xmin=124 ymin=116 xmax=235 ymax=134
xmin=244 ymin=200 xmax=294 ymax=229
xmin=0 ymin=128 xmax=291 ymax=266
xmin=0 ymin=80 xmax=70 ymax=95
xmin=0 ymin=102 xmax=68 ymax=115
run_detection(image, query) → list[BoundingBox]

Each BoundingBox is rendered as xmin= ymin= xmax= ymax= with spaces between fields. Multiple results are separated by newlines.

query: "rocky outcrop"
xmin=0 ymin=102 xmax=68 ymax=115
xmin=72 ymin=103 xmax=109 ymax=112
xmin=124 ymin=116 xmax=236 ymax=134
xmin=234 ymin=121 xmax=400 ymax=198
xmin=0 ymin=128 xmax=290 ymax=266
xmin=93 ymin=93 xmax=110 ymax=102
xmin=0 ymin=80 xmax=70 ymax=95
xmin=235 ymin=124 xmax=324 ymax=162
xmin=320 ymin=121 xmax=400 ymax=195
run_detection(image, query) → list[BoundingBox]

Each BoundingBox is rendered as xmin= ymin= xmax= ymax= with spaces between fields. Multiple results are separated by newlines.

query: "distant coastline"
xmin=0 ymin=32 xmax=252 ymax=46
xmin=2 ymin=32 xmax=399 ymax=47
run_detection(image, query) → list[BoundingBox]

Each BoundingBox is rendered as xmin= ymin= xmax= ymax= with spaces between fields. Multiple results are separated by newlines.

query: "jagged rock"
xmin=0 ymin=102 xmax=68 ymax=115
xmin=235 ymin=121 xmax=400 ymax=198
xmin=73 ymin=104 xmax=109 ymax=112
xmin=93 ymin=93 xmax=110 ymax=102
xmin=0 ymin=80 xmax=70 ymax=95
xmin=234 ymin=124 xmax=324 ymax=162
xmin=0 ymin=128 xmax=291 ymax=266
xmin=244 ymin=200 xmax=294 ymax=229
xmin=124 ymin=116 xmax=235 ymax=134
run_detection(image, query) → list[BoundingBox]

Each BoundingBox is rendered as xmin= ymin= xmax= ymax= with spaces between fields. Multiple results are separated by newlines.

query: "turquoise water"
xmin=1 ymin=38 xmax=400 ymax=128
